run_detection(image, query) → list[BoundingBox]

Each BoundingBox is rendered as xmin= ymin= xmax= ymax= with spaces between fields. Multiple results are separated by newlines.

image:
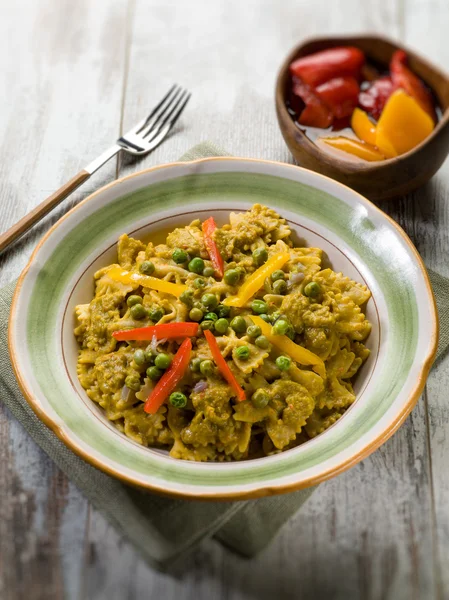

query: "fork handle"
xmin=0 ymin=144 xmax=122 ymax=254
xmin=0 ymin=170 xmax=91 ymax=254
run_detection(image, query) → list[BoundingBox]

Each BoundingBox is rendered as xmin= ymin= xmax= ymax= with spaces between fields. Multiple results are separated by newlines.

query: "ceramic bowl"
xmin=275 ymin=35 xmax=449 ymax=201
xmin=9 ymin=158 xmax=437 ymax=499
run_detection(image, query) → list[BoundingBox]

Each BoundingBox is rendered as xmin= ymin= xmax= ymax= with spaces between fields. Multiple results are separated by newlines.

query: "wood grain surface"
xmin=0 ymin=1 xmax=448 ymax=599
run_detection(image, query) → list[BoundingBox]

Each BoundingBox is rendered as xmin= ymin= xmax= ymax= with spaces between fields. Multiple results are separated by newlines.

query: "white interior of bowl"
xmin=62 ymin=203 xmax=382 ymax=458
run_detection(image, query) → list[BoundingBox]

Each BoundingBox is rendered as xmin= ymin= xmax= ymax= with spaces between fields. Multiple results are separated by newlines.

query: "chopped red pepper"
xmin=290 ymin=46 xmax=365 ymax=87
xmin=202 ymin=217 xmax=224 ymax=278
xmin=358 ymin=76 xmax=395 ymax=120
xmin=203 ymin=330 xmax=246 ymax=402
xmin=144 ymin=338 xmax=192 ymax=414
xmin=315 ymin=76 xmax=360 ymax=119
xmin=390 ymin=50 xmax=436 ymax=121
xmin=113 ymin=322 xmax=199 ymax=341
xmin=293 ymin=79 xmax=333 ymax=128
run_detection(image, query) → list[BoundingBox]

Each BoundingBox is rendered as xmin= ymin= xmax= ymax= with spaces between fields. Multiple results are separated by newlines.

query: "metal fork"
xmin=0 ymin=85 xmax=191 ymax=254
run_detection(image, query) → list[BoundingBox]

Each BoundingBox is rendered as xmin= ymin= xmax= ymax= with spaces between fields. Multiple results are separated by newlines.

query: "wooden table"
xmin=0 ymin=1 xmax=448 ymax=598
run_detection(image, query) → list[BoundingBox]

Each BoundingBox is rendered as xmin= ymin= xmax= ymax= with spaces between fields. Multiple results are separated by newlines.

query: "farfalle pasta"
xmin=74 ymin=204 xmax=371 ymax=461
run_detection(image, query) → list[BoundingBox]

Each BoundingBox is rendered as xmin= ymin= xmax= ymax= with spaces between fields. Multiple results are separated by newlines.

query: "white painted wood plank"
xmin=403 ymin=2 xmax=449 ymax=597
xmin=0 ymin=0 xmax=129 ymax=598
xmin=117 ymin=0 xmax=403 ymax=172
xmin=0 ymin=0 xmax=129 ymax=286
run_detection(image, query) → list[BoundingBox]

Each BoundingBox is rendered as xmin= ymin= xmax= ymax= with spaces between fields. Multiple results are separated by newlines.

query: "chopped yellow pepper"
xmin=107 ymin=265 xmax=187 ymax=298
xmin=351 ymin=108 xmax=377 ymax=146
xmin=376 ymin=89 xmax=434 ymax=156
xmin=321 ymin=136 xmax=386 ymax=162
xmin=375 ymin=133 xmax=397 ymax=158
xmin=250 ymin=316 xmax=326 ymax=379
xmin=222 ymin=252 xmax=290 ymax=307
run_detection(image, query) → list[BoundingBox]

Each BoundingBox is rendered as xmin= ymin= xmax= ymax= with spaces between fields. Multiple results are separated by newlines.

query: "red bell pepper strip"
xmin=203 ymin=330 xmax=246 ymax=402
xmin=390 ymin=50 xmax=436 ymax=121
xmin=113 ymin=322 xmax=199 ymax=341
xmin=144 ymin=338 xmax=192 ymax=414
xmin=202 ymin=217 xmax=224 ymax=278
xmin=358 ymin=76 xmax=395 ymax=120
xmin=315 ymin=76 xmax=360 ymax=119
xmin=293 ymin=80 xmax=333 ymax=128
xmin=289 ymin=46 xmax=365 ymax=88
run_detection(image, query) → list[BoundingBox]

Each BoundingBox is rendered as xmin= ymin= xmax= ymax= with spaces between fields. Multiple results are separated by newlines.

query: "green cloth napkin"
xmin=1 ymin=142 xmax=447 ymax=571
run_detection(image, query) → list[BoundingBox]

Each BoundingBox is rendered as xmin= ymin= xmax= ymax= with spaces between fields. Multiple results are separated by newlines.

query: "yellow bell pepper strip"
xmin=321 ymin=136 xmax=386 ymax=162
xmin=351 ymin=108 xmax=377 ymax=145
xmin=107 ymin=265 xmax=187 ymax=298
xmin=374 ymin=133 xmax=397 ymax=159
xmin=144 ymin=338 xmax=192 ymax=414
xmin=222 ymin=252 xmax=290 ymax=307
xmin=250 ymin=315 xmax=326 ymax=379
xmin=375 ymin=89 xmax=434 ymax=157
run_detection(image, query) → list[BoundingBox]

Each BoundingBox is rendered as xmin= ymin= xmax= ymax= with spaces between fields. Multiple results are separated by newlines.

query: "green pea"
xmin=252 ymin=247 xmax=268 ymax=266
xmin=247 ymin=325 xmax=262 ymax=338
xmin=200 ymin=320 xmax=215 ymax=331
xmin=200 ymin=359 xmax=215 ymax=376
xmin=144 ymin=350 xmax=155 ymax=364
xmin=172 ymin=248 xmax=189 ymax=264
xmin=214 ymin=318 xmax=229 ymax=334
xmin=269 ymin=311 xmax=285 ymax=323
xmin=203 ymin=266 xmax=215 ymax=277
xmin=130 ymin=304 xmax=147 ymax=320
xmin=304 ymin=282 xmax=321 ymax=298
xmin=259 ymin=314 xmax=271 ymax=323
xmin=255 ymin=335 xmax=271 ymax=349
xmin=169 ymin=391 xmax=187 ymax=408
xmin=230 ymin=316 xmax=247 ymax=334
xmin=276 ymin=355 xmax=292 ymax=371
xmin=127 ymin=295 xmax=142 ymax=307
xmin=189 ymin=307 xmax=204 ymax=322
xmin=125 ymin=375 xmax=141 ymax=391
xmin=223 ymin=269 xmax=240 ymax=286
xmin=133 ymin=349 xmax=146 ymax=366
xmin=271 ymin=269 xmax=285 ymax=281
xmin=204 ymin=312 xmax=218 ymax=322
xmin=251 ymin=299 xmax=268 ymax=314
xmin=216 ymin=304 xmax=231 ymax=318
xmin=272 ymin=319 xmax=290 ymax=336
xmin=251 ymin=389 xmax=270 ymax=409
xmin=188 ymin=257 xmax=205 ymax=274
xmin=139 ymin=261 xmax=155 ymax=275
xmin=190 ymin=357 xmax=202 ymax=372
xmin=235 ymin=345 xmax=250 ymax=360
xmin=194 ymin=278 xmax=206 ymax=289
xmin=148 ymin=306 xmax=164 ymax=322
xmin=154 ymin=353 xmax=172 ymax=370
xmin=201 ymin=293 xmax=218 ymax=310
xmin=147 ymin=366 xmax=163 ymax=381
xmin=273 ymin=279 xmax=287 ymax=295
xmin=180 ymin=290 xmax=194 ymax=306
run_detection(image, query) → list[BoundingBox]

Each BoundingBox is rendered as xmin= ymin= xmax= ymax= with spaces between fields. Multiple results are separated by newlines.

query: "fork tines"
xmin=139 ymin=84 xmax=191 ymax=141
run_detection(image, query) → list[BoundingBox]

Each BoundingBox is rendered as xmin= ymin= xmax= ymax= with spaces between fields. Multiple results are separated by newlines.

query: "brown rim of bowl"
xmin=275 ymin=33 xmax=449 ymax=171
xmin=8 ymin=157 xmax=439 ymax=501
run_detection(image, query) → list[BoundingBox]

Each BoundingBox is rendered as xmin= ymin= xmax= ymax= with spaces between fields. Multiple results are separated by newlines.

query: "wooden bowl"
xmin=275 ymin=35 xmax=449 ymax=201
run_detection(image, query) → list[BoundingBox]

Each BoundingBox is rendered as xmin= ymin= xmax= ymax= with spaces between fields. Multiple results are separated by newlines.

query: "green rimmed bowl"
xmin=9 ymin=158 xmax=438 ymax=500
